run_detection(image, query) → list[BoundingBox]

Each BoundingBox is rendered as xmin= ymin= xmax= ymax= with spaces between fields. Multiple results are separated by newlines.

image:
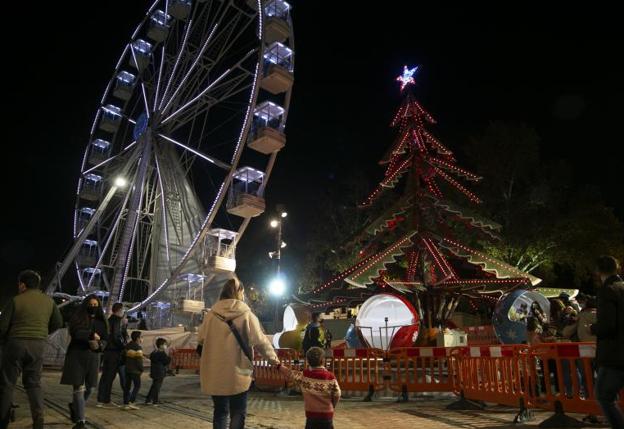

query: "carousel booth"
xmin=354 ymin=294 xmax=420 ymax=350
xmin=492 ymin=289 xmax=551 ymax=344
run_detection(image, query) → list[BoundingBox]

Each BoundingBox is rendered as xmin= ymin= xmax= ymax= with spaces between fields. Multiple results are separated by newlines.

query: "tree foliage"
xmin=465 ymin=121 xmax=624 ymax=285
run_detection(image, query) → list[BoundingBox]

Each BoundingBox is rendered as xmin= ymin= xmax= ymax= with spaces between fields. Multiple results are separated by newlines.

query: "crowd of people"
xmin=0 ymin=275 xmax=172 ymax=429
xmin=525 ymin=292 xmax=597 ymax=346
xmin=0 ymin=256 xmax=622 ymax=428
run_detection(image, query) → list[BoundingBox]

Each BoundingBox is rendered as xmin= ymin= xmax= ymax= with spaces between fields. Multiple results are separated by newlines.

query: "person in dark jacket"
xmin=591 ymin=256 xmax=624 ymax=429
xmin=61 ymin=295 xmax=108 ymax=429
xmin=302 ymin=313 xmax=325 ymax=354
xmin=0 ymin=270 xmax=63 ymax=429
xmin=122 ymin=331 xmax=144 ymax=410
xmin=96 ymin=302 xmax=128 ymax=407
xmin=145 ymin=338 xmax=171 ymax=405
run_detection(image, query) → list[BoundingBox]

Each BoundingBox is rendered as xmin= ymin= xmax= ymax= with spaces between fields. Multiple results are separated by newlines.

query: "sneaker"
xmin=72 ymin=421 xmax=86 ymax=429
xmin=121 ymin=405 xmax=132 ymax=411
xmin=128 ymin=403 xmax=140 ymax=410
xmin=96 ymin=402 xmax=119 ymax=409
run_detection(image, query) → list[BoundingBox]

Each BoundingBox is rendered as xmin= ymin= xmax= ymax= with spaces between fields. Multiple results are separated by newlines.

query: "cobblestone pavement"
xmin=6 ymin=370 xmax=600 ymax=428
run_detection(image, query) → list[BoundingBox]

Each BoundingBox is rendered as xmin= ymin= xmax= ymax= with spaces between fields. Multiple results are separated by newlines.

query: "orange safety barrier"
xmin=253 ymin=348 xmax=299 ymax=391
xmin=171 ymin=348 xmax=200 ymax=373
xmin=172 ymin=340 xmax=623 ymax=425
xmin=526 ymin=342 xmax=624 ymax=419
xmin=450 ymin=345 xmax=530 ymax=408
xmin=326 ymin=348 xmax=386 ymax=397
xmin=465 ymin=325 xmax=499 ymax=346
xmin=387 ymin=347 xmax=454 ymax=396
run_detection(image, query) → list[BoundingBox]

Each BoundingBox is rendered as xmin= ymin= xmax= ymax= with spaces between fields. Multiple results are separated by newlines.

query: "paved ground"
xmin=6 ymin=370 xmax=605 ymax=428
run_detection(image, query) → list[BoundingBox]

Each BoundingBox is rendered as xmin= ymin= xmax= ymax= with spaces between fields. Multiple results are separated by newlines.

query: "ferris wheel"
xmin=47 ymin=0 xmax=295 ymax=317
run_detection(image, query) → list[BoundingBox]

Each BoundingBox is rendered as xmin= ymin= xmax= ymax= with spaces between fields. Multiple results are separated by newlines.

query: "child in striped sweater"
xmin=279 ymin=347 xmax=341 ymax=429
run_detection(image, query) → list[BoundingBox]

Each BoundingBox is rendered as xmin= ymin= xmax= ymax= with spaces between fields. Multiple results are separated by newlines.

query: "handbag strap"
xmin=215 ymin=314 xmax=254 ymax=363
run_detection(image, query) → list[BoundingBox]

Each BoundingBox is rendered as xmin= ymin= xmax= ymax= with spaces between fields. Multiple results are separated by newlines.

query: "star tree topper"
xmin=396 ymin=65 xmax=418 ymax=91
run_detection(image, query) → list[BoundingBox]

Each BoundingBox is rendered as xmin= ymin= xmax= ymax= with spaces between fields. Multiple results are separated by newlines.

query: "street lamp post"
xmin=269 ymin=210 xmax=287 ymax=332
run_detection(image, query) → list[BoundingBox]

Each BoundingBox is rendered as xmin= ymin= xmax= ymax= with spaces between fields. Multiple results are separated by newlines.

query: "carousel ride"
xmin=294 ymin=66 xmax=541 ymax=348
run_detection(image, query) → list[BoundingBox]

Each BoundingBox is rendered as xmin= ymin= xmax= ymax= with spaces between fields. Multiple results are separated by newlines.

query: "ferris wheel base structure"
xmin=47 ymin=0 xmax=295 ymax=328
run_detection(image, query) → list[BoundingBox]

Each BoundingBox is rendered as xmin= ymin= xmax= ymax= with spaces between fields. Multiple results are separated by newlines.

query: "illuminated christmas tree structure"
xmin=305 ymin=66 xmax=540 ymax=332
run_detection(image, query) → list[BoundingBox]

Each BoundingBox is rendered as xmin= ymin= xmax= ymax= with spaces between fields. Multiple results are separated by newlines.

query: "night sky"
xmin=1 ymin=3 xmax=622 ymax=300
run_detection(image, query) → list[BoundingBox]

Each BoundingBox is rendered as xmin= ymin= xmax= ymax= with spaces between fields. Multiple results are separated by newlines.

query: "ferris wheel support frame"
xmin=108 ymin=132 xmax=153 ymax=312
xmin=46 ymin=182 xmax=126 ymax=294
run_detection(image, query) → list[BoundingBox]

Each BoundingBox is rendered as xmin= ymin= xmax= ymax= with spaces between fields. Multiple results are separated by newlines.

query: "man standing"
xmin=302 ymin=313 xmax=325 ymax=355
xmin=0 ymin=270 xmax=63 ymax=429
xmin=96 ymin=302 xmax=128 ymax=407
xmin=591 ymin=256 xmax=624 ymax=428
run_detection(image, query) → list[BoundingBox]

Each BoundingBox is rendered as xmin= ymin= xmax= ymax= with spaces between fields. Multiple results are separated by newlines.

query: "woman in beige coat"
xmin=198 ymin=278 xmax=280 ymax=429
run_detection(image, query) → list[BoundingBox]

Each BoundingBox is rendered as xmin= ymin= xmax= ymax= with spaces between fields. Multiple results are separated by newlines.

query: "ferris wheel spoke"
xmin=81 ymin=141 xmax=137 ymax=176
xmin=74 ymin=158 xmax=139 ymax=291
xmin=211 ymin=16 xmax=255 ymax=72
xmin=154 ymin=151 xmax=171 ymax=264
xmin=117 ymin=165 xmax=158 ymax=301
xmin=118 ymin=206 xmax=142 ymax=301
xmin=174 ymin=75 xmax=251 ymax=129
xmin=129 ymin=46 xmax=154 ymax=116
xmin=153 ymin=17 xmax=187 ymax=108
xmin=159 ymin=0 xmax=233 ymax=112
xmin=158 ymin=18 xmax=194 ymax=111
xmin=161 ymin=48 xmax=256 ymax=125
xmin=160 ymin=68 xmax=231 ymax=124
xmin=159 ymin=23 xmax=221 ymax=116
xmin=84 ymin=185 xmax=134 ymax=290
xmin=157 ymin=133 xmax=231 ymax=171
xmin=141 ymin=82 xmax=152 ymax=117
xmin=152 ymin=0 xmax=172 ymax=107
xmin=172 ymin=15 xmax=256 ymax=115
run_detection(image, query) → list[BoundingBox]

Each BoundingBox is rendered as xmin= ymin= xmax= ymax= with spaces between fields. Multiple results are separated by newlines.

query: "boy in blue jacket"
xmin=145 ymin=338 xmax=171 ymax=405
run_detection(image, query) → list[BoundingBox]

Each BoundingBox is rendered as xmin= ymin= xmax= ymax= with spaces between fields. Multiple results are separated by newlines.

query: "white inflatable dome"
xmin=355 ymin=293 xmax=419 ymax=349
xmin=272 ymin=305 xmax=299 ymax=348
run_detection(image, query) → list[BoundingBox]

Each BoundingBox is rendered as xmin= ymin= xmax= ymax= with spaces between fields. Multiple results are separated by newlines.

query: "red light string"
xmin=423 ymin=130 xmax=453 ymax=157
xmin=433 ymin=167 xmax=482 ymax=204
xmin=381 ymin=157 xmax=411 ymax=187
xmin=425 ymin=177 xmax=444 ymax=199
xmin=311 ymin=252 xmax=379 ymax=295
xmin=348 ymin=235 xmax=414 ymax=281
xmin=441 ymin=237 xmax=534 ymax=280
xmin=422 ymin=238 xmax=457 ymax=280
xmin=429 ymin=157 xmax=481 ymax=182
